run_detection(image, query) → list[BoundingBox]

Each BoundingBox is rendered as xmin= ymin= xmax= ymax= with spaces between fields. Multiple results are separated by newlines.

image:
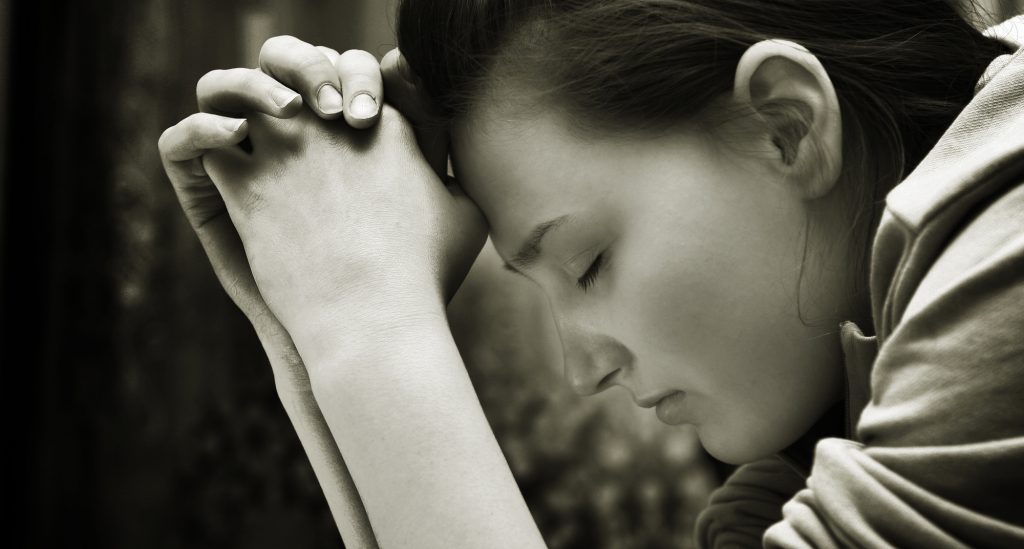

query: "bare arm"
xmin=183 ymin=31 xmax=540 ymax=544
xmin=257 ymin=328 xmax=378 ymax=548
xmin=302 ymin=313 xmax=548 ymax=549
xmin=170 ymin=105 xmax=544 ymax=547
xmin=299 ymin=313 xmax=548 ymax=549
xmin=158 ymin=35 xmax=391 ymax=547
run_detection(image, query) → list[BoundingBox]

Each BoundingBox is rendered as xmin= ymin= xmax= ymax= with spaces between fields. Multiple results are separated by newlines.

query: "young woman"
xmin=158 ymin=1 xmax=1024 ymax=547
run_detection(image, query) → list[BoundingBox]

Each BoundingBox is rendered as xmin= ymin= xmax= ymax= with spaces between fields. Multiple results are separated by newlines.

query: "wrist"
xmin=288 ymin=292 xmax=450 ymax=380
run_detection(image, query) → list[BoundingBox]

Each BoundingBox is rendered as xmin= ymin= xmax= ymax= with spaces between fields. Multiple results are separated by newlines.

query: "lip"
xmin=654 ymin=392 xmax=689 ymax=425
xmin=635 ymin=390 xmax=681 ymax=409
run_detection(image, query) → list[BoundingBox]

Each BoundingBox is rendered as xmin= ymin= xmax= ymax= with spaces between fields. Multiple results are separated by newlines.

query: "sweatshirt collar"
xmin=976 ymin=14 xmax=1024 ymax=93
xmin=773 ymin=14 xmax=1024 ymax=480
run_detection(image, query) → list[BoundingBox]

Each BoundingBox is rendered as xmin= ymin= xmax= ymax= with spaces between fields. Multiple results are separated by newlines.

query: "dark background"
xmin=2 ymin=1 xmax=1020 ymax=548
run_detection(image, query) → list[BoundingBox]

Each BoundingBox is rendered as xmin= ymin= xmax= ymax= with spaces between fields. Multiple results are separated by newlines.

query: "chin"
xmin=696 ymin=424 xmax=788 ymax=466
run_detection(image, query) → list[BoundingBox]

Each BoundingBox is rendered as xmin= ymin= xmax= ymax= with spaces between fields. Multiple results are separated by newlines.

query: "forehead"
xmin=448 ymin=102 xmax=716 ymax=262
xmin=449 ymin=107 xmax=626 ymax=257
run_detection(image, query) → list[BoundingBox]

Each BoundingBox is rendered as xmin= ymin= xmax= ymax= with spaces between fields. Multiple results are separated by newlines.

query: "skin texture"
xmin=167 ymin=36 xmax=864 ymax=470
xmin=450 ymin=41 xmax=858 ymax=464
xmin=162 ymin=37 xmax=870 ymax=546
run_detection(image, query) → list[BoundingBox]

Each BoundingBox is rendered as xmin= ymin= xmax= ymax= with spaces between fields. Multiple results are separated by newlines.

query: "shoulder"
xmin=862 ymin=43 xmax=1024 ymax=445
xmin=902 ymin=174 xmax=1024 ymax=322
xmin=870 ymin=39 xmax=1024 ymax=340
xmin=861 ymin=172 xmax=1024 ymax=446
xmin=862 ymin=43 xmax=1024 ymax=447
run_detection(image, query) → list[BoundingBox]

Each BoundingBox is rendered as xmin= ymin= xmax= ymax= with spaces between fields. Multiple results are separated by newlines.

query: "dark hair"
xmin=396 ymin=0 xmax=1010 ymax=326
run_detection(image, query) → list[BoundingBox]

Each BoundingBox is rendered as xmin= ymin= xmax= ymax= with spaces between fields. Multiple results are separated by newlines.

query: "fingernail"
xmin=222 ymin=118 xmax=246 ymax=133
xmin=271 ymin=87 xmax=300 ymax=109
xmin=317 ymin=83 xmax=343 ymax=114
xmin=349 ymin=92 xmax=378 ymax=119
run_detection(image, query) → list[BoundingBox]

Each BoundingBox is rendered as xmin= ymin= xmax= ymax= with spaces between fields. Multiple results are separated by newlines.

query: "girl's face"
xmin=451 ymin=103 xmax=850 ymax=465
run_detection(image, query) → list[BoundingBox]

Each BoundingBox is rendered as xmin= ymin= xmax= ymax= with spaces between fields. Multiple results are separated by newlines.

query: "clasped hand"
xmin=158 ymin=37 xmax=487 ymax=374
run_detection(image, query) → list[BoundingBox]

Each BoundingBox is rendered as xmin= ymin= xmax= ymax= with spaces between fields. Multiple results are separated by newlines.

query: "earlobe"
xmin=733 ymin=39 xmax=843 ymax=199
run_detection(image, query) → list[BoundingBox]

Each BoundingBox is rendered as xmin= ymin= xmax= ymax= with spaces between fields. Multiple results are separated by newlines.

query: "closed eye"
xmin=577 ymin=253 xmax=605 ymax=292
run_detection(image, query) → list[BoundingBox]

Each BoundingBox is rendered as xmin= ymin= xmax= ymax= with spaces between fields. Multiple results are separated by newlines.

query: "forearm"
xmin=256 ymin=328 xmax=379 ymax=548
xmin=300 ymin=312 xmax=547 ymax=549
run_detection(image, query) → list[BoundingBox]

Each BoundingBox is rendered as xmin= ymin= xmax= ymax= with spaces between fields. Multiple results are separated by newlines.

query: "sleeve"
xmin=763 ymin=183 xmax=1024 ymax=547
xmin=695 ymin=456 xmax=807 ymax=548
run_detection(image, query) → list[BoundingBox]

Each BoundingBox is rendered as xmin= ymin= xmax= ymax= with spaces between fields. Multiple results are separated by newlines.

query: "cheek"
xmin=614 ymin=220 xmax=842 ymax=461
xmin=618 ymin=223 xmax=797 ymax=376
xmin=616 ymin=162 xmax=810 ymax=370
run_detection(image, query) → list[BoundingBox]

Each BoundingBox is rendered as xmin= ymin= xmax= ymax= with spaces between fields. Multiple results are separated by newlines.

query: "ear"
xmin=733 ymin=39 xmax=843 ymax=200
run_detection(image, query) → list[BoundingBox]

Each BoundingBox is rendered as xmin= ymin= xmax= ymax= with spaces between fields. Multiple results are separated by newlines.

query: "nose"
xmin=553 ymin=316 xmax=634 ymax=397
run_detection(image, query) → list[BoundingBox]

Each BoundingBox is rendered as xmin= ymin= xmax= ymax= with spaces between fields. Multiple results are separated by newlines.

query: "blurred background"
xmin=1 ymin=0 xmax=1020 ymax=548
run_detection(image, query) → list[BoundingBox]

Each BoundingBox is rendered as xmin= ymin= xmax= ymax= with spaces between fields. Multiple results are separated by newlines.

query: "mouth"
xmin=654 ymin=392 xmax=689 ymax=425
xmin=634 ymin=390 xmax=681 ymax=409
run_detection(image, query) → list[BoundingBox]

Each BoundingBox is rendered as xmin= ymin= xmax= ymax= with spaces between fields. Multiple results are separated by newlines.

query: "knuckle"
xmin=182 ymin=113 xmax=208 ymax=151
xmin=317 ymin=45 xmax=340 ymax=59
xmin=196 ymin=68 xmax=223 ymax=94
xmin=337 ymin=50 xmax=380 ymax=77
xmin=261 ymin=34 xmax=297 ymax=56
xmin=339 ymin=48 xmax=376 ymax=65
xmin=183 ymin=111 xmax=205 ymax=129
xmin=238 ymin=67 xmax=264 ymax=90
xmin=158 ymin=125 xmax=173 ymax=147
xmin=199 ymin=68 xmax=257 ymax=98
xmin=157 ymin=126 xmax=176 ymax=156
xmin=291 ymin=48 xmax=331 ymax=75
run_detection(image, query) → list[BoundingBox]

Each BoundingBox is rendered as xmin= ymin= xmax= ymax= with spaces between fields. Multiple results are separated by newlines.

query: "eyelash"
xmin=576 ymin=252 xmax=606 ymax=292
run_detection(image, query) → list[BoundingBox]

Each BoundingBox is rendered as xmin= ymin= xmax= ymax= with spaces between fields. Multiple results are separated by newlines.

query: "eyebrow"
xmin=502 ymin=214 xmax=573 ymax=275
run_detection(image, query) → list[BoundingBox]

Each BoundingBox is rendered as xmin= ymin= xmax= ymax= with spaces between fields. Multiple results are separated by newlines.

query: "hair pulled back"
xmin=396 ymin=0 xmax=1010 ymax=321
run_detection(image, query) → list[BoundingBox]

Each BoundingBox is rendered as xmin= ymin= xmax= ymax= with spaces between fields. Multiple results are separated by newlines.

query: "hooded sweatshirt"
xmin=695 ymin=14 xmax=1024 ymax=548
